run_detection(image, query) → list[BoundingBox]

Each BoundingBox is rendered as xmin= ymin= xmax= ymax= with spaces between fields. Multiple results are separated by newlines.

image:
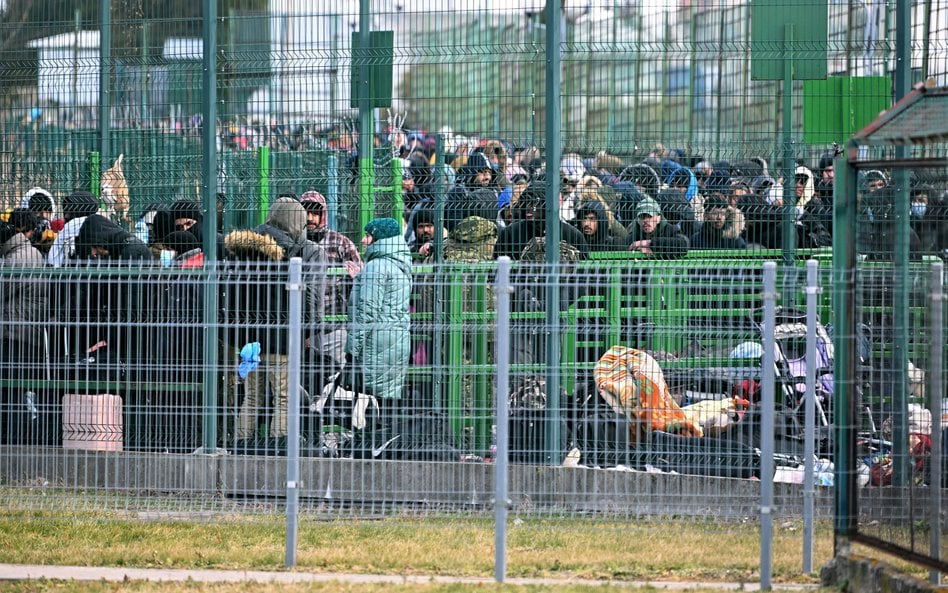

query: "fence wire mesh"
xmin=0 ymin=0 xmax=946 ymax=580
xmin=0 ymin=258 xmax=836 ymax=513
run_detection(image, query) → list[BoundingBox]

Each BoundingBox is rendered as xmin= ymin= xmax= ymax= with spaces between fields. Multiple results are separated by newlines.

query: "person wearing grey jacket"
xmin=1 ymin=209 xmax=48 ymax=391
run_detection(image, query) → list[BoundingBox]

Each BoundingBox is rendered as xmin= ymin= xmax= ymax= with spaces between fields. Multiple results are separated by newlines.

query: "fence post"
xmin=99 ymin=0 xmax=111 ymax=164
xmin=543 ymin=0 xmax=563 ymax=466
xmin=760 ymin=261 xmax=777 ymax=591
xmin=494 ymin=256 xmax=513 ymax=583
xmin=258 ymin=145 xmax=270 ymax=225
xmin=285 ymin=257 xmax=304 ymax=567
xmin=929 ymin=261 xmax=943 ymax=585
xmin=803 ymin=259 xmax=819 ymax=574
xmin=88 ymin=151 xmax=101 ymax=197
xmin=200 ymin=0 xmax=219 ymax=453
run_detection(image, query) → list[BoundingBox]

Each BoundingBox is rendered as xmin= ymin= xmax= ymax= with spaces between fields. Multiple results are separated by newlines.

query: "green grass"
xmin=0 ymin=511 xmax=833 ymax=583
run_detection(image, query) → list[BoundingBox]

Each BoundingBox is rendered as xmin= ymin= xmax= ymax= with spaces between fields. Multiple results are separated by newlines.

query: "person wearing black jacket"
xmin=494 ymin=182 xmax=588 ymax=260
xmin=909 ymin=184 xmax=948 ymax=256
xmin=689 ymin=194 xmax=747 ymax=250
xmin=222 ymin=197 xmax=327 ymax=441
xmin=625 ymin=197 xmax=689 ymax=259
xmin=75 ymin=214 xmax=154 ymax=261
xmin=573 ymin=200 xmax=625 ymax=251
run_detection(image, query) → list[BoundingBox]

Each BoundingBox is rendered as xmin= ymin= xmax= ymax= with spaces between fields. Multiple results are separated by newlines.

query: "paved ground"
xmin=0 ymin=564 xmax=822 ymax=590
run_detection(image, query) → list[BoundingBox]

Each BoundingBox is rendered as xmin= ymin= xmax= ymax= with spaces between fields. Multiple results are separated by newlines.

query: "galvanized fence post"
xmin=285 ymin=257 xmax=304 ymax=567
xmin=494 ymin=256 xmax=513 ymax=583
xmin=760 ymin=261 xmax=777 ymax=591
xmin=929 ymin=261 xmax=944 ymax=585
xmin=803 ymin=259 xmax=819 ymax=574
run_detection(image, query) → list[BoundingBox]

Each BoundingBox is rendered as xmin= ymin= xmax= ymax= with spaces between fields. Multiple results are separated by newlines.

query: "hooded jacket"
xmin=345 ymin=234 xmax=412 ymax=400
xmin=495 ymin=215 xmax=589 ymax=260
xmin=689 ymin=220 xmax=747 ymax=250
xmin=573 ymin=200 xmax=625 ymax=251
xmin=445 ymin=152 xmax=498 ymax=231
xmin=1 ymin=233 xmax=47 ymax=350
xmin=75 ymin=215 xmax=153 ymax=261
xmin=625 ymin=217 xmax=690 ymax=259
xmin=222 ymin=198 xmax=327 ymax=355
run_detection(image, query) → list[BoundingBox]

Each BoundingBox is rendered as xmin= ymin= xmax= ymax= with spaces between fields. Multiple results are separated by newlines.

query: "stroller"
xmin=732 ymin=307 xmax=838 ymax=457
xmin=771 ymin=310 xmax=835 ymax=430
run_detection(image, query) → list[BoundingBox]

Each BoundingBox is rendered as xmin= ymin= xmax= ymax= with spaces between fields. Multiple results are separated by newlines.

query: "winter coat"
xmin=655 ymin=188 xmax=699 ymax=238
xmin=911 ymin=202 xmax=948 ymax=256
xmin=495 ymin=219 xmax=589 ymax=260
xmin=47 ymin=216 xmax=87 ymax=267
xmin=0 ymin=233 xmax=47 ymax=352
xmin=75 ymin=215 xmax=154 ymax=261
xmin=573 ymin=200 xmax=626 ymax=251
xmin=444 ymin=152 xmax=499 ymax=231
xmin=59 ymin=216 xmax=155 ymax=372
xmin=345 ymin=235 xmax=412 ymax=400
xmin=689 ymin=223 xmax=747 ymax=250
xmin=625 ymin=218 xmax=690 ymax=259
xmin=1 ymin=233 xmax=45 ymax=265
xmin=222 ymin=223 xmax=327 ymax=355
xmin=740 ymin=193 xmax=782 ymax=249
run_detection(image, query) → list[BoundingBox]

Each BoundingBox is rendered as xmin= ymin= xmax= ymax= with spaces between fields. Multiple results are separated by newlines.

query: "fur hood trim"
xmin=224 ymin=230 xmax=285 ymax=262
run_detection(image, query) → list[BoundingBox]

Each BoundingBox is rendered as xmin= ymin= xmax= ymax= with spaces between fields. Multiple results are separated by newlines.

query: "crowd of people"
xmin=0 ymin=184 xmax=410 ymax=453
xmin=2 ymin=135 xmax=946 ymax=453
xmin=389 ymin=136 xmax=948 ymax=263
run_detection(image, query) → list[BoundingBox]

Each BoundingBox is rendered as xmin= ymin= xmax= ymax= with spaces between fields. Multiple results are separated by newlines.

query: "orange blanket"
xmin=594 ymin=346 xmax=703 ymax=440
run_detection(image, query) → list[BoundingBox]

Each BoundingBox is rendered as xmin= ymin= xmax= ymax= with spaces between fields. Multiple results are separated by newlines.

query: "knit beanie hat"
xmin=412 ymin=208 xmax=434 ymax=230
xmin=63 ymin=190 xmax=99 ymax=219
xmin=267 ymin=196 xmax=307 ymax=240
xmin=365 ymin=217 xmax=401 ymax=241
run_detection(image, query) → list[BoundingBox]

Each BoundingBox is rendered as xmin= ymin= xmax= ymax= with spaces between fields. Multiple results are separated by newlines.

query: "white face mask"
xmin=911 ymin=202 xmax=927 ymax=218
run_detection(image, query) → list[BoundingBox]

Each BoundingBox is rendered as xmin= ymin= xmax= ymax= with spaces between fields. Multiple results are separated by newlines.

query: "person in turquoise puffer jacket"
xmin=344 ymin=217 xmax=412 ymax=402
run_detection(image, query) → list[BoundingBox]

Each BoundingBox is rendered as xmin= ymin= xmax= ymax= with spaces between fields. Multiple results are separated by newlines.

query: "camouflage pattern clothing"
xmin=439 ymin=215 xmax=498 ymax=263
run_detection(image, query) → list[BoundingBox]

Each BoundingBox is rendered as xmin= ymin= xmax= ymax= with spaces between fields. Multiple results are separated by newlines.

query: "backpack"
xmin=507 ymin=377 xmax=568 ymax=464
xmin=519 ymin=236 xmax=581 ymax=265
xmin=569 ymin=400 xmax=634 ymax=467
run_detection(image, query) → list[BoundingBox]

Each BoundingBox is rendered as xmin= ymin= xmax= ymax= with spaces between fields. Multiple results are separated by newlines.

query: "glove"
xmin=238 ymin=342 xmax=261 ymax=379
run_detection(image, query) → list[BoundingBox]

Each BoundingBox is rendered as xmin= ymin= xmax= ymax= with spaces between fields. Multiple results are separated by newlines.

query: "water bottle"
xmin=134 ymin=219 xmax=149 ymax=244
xmin=160 ymin=249 xmax=174 ymax=268
xmin=24 ymin=391 xmax=38 ymax=421
xmin=488 ymin=423 xmax=497 ymax=462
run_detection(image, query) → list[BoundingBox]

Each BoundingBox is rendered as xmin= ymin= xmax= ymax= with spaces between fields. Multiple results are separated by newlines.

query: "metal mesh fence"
xmin=1 ymin=256 xmax=834 ymax=508
xmin=0 ymin=0 xmax=946 ymax=581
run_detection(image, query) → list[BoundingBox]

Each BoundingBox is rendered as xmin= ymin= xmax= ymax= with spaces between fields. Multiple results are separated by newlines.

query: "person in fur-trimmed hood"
xmin=222 ymin=196 xmax=328 ymax=441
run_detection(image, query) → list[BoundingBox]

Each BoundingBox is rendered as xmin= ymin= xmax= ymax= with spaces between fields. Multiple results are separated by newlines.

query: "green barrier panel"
xmin=436 ymin=250 xmax=840 ymax=453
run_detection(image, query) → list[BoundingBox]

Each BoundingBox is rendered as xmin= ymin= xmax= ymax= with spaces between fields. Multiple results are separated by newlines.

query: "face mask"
xmin=911 ymin=202 xmax=927 ymax=218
